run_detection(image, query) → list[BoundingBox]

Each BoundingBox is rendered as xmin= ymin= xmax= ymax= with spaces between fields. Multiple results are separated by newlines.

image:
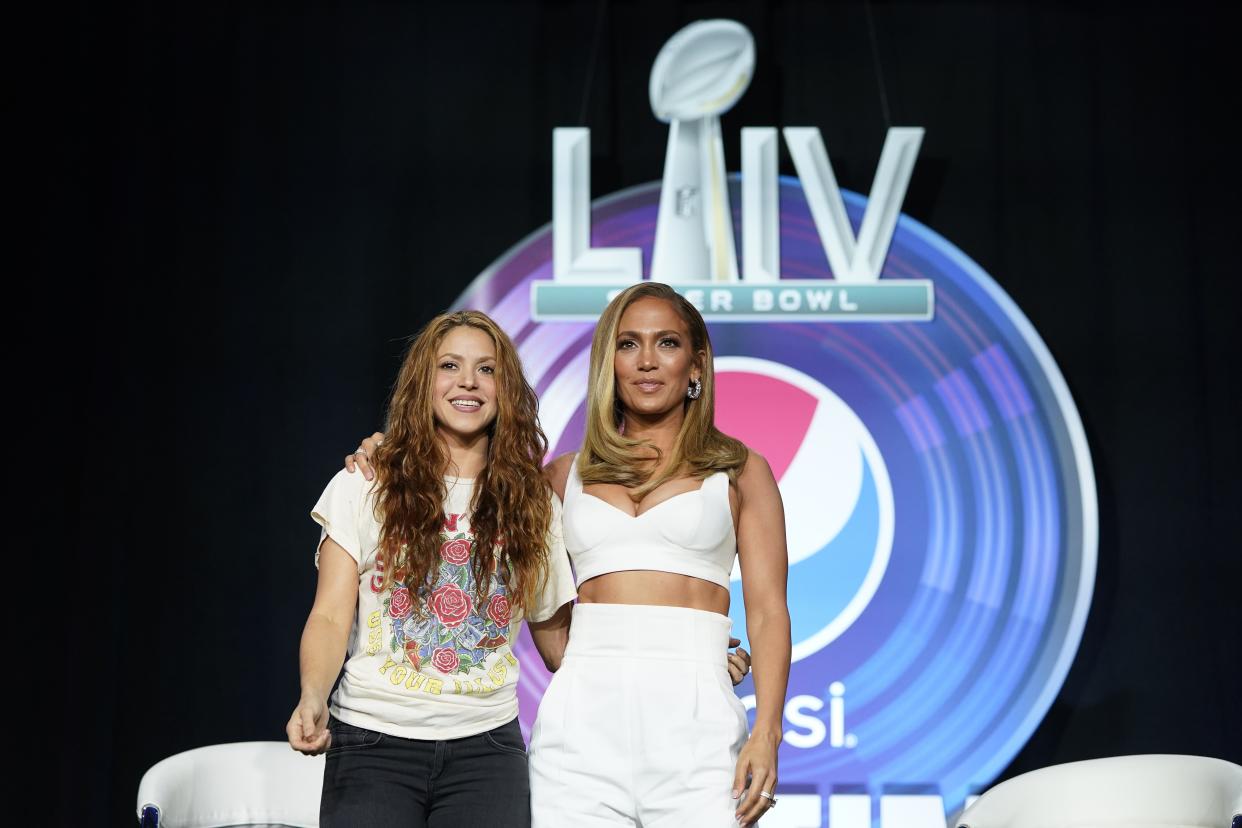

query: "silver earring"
xmin=687 ymin=378 xmax=702 ymax=400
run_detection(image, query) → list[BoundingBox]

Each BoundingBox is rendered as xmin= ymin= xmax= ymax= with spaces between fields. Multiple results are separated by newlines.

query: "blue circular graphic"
xmin=454 ymin=176 xmax=1097 ymax=820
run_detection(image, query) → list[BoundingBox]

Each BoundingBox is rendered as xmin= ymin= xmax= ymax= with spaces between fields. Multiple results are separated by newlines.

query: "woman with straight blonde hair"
xmin=530 ymin=282 xmax=790 ymax=827
xmin=288 ymin=310 xmax=577 ymax=827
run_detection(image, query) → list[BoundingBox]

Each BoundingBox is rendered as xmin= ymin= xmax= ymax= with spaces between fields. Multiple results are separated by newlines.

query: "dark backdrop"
xmin=47 ymin=1 xmax=1240 ymax=825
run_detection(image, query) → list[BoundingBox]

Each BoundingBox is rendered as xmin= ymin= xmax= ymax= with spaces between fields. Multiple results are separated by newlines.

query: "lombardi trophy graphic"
xmin=542 ymin=17 xmax=930 ymax=318
xmin=649 ymin=20 xmax=754 ymax=282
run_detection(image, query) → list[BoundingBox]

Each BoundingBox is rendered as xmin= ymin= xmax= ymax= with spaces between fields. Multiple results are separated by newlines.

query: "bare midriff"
xmin=577 ymin=571 xmax=731 ymax=616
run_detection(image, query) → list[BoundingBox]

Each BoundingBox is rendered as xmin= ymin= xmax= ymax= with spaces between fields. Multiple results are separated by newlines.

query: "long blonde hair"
xmin=372 ymin=310 xmax=551 ymax=615
xmin=577 ymin=282 xmax=748 ymax=497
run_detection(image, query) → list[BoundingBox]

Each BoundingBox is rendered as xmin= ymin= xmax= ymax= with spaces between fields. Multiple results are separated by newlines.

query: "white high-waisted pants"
xmin=529 ymin=603 xmax=749 ymax=827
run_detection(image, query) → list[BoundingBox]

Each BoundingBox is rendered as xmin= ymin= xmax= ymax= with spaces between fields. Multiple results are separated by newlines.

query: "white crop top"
xmin=562 ymin=456 xmax=737 ymax=588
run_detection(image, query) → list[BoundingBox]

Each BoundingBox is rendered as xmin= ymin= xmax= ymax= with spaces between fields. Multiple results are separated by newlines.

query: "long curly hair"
xmin=578 ymin=282 xmax=748 ymax=498
xmin=371 ymin=310 xmax=551 ymax=616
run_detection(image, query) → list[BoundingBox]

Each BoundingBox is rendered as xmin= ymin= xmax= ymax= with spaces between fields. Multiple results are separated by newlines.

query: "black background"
xmin=42 ymin=1 xmax=1240 ymax=824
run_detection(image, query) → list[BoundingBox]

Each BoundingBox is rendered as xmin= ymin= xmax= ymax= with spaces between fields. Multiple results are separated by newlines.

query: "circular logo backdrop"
xmin=454 ymin=177 xmax=1097 ymax=816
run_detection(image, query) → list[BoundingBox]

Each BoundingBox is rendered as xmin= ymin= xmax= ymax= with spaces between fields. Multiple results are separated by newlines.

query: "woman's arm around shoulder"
xmin=527 ymin=469 xmax=576 ymax=672
xmin=527 ymin=601 xmax=573 ymax=673
xmin=343 ymin=431 xmax=386 ymax=481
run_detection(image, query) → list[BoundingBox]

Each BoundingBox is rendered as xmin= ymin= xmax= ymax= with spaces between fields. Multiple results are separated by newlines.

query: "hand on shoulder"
xmin=343 ymin=432 xmax=386 ymax=480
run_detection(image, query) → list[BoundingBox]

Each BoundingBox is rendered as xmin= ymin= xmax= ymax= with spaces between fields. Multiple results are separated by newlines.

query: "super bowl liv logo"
xmin=452 ymin=20 xmax=1097 ymax=827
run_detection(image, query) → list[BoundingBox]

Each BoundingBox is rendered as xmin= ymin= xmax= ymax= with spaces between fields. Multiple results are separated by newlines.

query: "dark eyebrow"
xmin=616 ymin=329 xmax=683 ymax=338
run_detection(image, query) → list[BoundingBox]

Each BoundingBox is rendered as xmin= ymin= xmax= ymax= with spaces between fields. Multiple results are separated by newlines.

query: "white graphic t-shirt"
xmin=311 ymin=469 xmax=576 ymax=739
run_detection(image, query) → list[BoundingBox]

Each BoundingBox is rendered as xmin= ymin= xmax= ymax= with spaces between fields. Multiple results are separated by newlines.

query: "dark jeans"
xmin=320 ymin=716 xmax=531 ymax=828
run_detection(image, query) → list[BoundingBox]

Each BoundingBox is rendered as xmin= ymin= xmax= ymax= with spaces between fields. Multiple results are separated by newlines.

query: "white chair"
xmin=957 ymin=754 xmax=1242 ymax=828
xmin=136 ymin=742 xmax=324 ymax=827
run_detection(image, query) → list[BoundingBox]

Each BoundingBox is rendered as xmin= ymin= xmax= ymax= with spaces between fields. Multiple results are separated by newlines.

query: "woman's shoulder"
xmin=730 ymin=446 xmax=775 ymax=488
xmin=543 ymin=452 xmax=577 ymax=501
xmin=317 ymin=466 xmax=379 ymax=505
xmin=311 ymin=467 xmax=382 ymax=552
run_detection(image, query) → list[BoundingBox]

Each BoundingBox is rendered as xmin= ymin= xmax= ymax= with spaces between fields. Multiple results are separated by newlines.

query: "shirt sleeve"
xmin=526 ymin=493 xmax=577 ymax=622
xmin=310 ymin=469 xmax=367 ymax=572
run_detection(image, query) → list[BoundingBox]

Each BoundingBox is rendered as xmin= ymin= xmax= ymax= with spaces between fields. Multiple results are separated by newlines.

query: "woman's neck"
xmin=439 ymin=430 xmax=489 ymax=479
xmin=621 ymin=407 xmax=684 ymax=473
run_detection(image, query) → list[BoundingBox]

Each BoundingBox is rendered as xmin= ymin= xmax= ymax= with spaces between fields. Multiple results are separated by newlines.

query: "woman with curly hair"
xmin=286 ymin=310 xmax=576 ymax=827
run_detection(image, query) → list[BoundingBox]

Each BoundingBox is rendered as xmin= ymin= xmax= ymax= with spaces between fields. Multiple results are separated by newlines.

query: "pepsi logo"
xmin=716 ymin=356 xmax=894 ymax=661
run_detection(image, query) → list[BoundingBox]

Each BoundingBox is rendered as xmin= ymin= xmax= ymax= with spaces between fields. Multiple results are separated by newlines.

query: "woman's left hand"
xmin=727 ymin=637 xmax=752 ymax=686
xmin=732 ymin=729 xmax=779 ymax=825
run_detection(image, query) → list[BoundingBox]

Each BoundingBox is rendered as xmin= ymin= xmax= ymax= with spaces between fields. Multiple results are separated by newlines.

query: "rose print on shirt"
xmin=380 ymin=513 xmax=512 ymax=677
xmin=431 ymin=647 xmax=460 ymax=673
xmin=440 ymin=538 xmax=471 ymax=566
xmin=389 ymin=587 xmax=414 ymax=619
xmin=429 ymin=583 xmax=472 ymax=627
xmin=487 ymin=594 xmax=511 ymax=628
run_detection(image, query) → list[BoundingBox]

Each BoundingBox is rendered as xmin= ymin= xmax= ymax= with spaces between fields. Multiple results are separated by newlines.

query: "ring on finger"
xmin=353 ymin=447 xmax=368 ymax=458
xmin=758 ymin=790 xmax=777 ymax=807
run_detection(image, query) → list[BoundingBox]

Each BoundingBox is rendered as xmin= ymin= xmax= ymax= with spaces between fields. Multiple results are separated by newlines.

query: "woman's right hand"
xmin=344 ymin=432 xmax=386 ymax=480
xmin=286 ymin=693 xmax=332 ymax=755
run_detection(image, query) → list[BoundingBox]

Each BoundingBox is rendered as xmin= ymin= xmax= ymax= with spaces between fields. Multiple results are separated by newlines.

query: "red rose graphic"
xmin=404 ymin=640 xmax=421 ymax=668
xmin=443 ymin=513 xmax=460 ymax=532
xmin=389 ymin=587 xmax=413 ymax=619
xmin=429 ymin=583 xmax=472 ymax=627
xmin=431 ymin=647 xmax=460 ymax=673
xmin=440 ymin=538 xmax=471 ymax=566
xmin=487 ymin=594 xmax=511 ymax=628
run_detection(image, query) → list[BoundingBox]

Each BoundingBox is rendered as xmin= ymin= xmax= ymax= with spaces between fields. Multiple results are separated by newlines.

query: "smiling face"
xmin=613 ymin=296 xmax=703 ymax=422
xmin=432 ymin=325 xmax=499 ymax=446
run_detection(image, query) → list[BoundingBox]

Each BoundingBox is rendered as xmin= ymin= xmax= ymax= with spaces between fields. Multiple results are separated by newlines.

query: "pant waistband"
xmin=563 ymin=603 xmax=733 ymax=663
